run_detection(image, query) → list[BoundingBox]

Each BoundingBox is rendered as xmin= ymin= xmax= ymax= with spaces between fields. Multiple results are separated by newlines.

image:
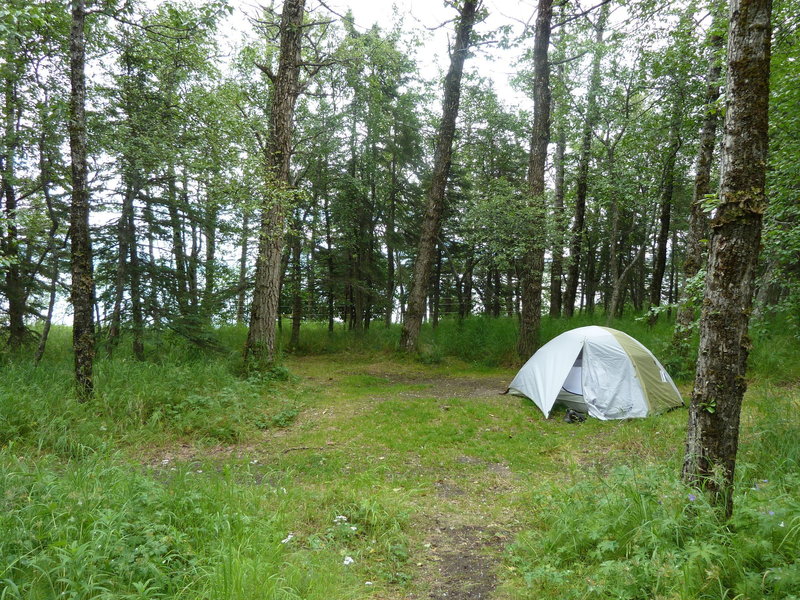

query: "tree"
xmin=245 ymin=0 xmax=307 ymax=364
xmin=400 ymin=0 xmax=481 ymax=352
xmin=516 ymin=0 xmax=554 ymax=359
xmin=68 ymin=0 xmax=95 ymax=400
xmin=682 ymin=0 xmax=773 ymax=518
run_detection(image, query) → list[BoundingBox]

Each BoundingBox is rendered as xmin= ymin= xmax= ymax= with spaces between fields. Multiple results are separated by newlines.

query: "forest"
xmin=1 ymin=0 xmax=799 ymax=598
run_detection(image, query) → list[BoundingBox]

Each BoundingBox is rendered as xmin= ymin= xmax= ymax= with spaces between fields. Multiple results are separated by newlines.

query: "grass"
xmin=0 ymin=314 xmax=798 ymax=599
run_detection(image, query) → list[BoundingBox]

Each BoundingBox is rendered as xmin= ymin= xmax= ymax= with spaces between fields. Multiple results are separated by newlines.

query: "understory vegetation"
xmin=1 ymin=314 xmax=799 ymax=599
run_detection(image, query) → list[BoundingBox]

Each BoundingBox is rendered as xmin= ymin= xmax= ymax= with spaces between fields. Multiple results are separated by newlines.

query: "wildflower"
xmin=281 ymin=533 xmax=294 ymax=544
xmin=351 ymin=526 xmax=357 ymax=531
xmin=334 ymin=515 xmax=348 ymax=523
xmin=780 ymin=521 xmax=785 ymax=527
xmin=365 ymin=581 xmax=373 ymax=586
xmin=343 ymin=556 xmax=354 ymax=565
xmin=769 ymin=511 xmax=775 ymax=516
xmin=688 ymin=493 xmax=697 ymax=502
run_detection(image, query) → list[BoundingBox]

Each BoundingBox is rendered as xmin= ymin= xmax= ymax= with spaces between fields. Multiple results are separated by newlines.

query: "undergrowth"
xmin=0 ymin=452 xmax=410 ymax=599
xmin=506 ymin=386 xmax=800 ymax=599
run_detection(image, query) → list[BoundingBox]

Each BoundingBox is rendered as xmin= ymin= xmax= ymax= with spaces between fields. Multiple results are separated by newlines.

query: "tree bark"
xmin=517 ymin=0 xmax=553 ymax=359
xmin=682 ymin=0 xmax=772 ymax=518
xmin=399 ymin=0 xmax=479 ymax=351
xmin=68 ymin=0 xmax=95 ymax=400
xmin=245 ymin=0 xmax=306 ymax=364
xmin=563 ymin=4 xmax=607 ymax=317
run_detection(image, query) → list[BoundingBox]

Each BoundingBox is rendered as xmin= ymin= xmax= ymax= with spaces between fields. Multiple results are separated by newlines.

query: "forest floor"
xmin=136 ymin=353 xmax=691 ymax=599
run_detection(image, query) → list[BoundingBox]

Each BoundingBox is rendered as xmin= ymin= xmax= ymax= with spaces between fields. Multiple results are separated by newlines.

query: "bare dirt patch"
xmin=422 ymin=519 xmax=506 ymax=600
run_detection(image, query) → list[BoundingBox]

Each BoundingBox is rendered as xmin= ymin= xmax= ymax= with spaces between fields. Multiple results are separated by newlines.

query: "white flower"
xmin=365 ymin=581 xmax=373 ymax=586
xmin=281 ymin=533 xmax=295 ymax=544
xmin=350 ymin=526 xmax=357 ymax=531
xmin=343 ymin=556 xmax=354 ymax=566
xmin=780 ymin=521 xmax=785 ymax=527
xmin=334 ymin=515 xmax=348 ymax=523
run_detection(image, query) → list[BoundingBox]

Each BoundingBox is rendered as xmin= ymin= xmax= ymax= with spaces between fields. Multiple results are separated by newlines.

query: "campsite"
xmin=2 ymin=317 xmax=799 ymax=599
xmin=1 ymin=0 xmax=799 ymax=598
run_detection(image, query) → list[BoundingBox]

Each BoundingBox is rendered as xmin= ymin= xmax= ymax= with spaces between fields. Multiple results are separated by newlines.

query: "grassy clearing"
xmin=1 ymin=315 xmax=798 ymax=599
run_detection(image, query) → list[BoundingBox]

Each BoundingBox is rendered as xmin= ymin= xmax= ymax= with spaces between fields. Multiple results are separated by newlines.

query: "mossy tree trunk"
xmin=682 ymin=0 xmax=773 ymax=518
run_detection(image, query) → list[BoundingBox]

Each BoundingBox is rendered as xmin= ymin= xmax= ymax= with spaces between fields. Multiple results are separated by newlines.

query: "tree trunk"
xmin=549 ymin=123 xmax=566 ymax=318
xmin=68 ymin=0 xmax=95 ymax=400
xmin=245 ymin=0 xmax=306 ymax=364
xmin=399 ymin=0 xmax=479 ymax=351
xmin=649 ymin=95 xmax=683 ymax=315
xmin=674 ymin=12 xmax=724 ymax=344
xmin=34 ymin=253 xmax=59 ymax=366
xmin=563 ymin=4 xmax=607 ymax=317
xmin=324 ymin=193 xmax=335 ymax=333
xmin=517 ymin=0 xmax=553 ymax=359
xmin=682 ymin=0 xmax=773 ymax=518
xmin=385 ymin=140 xmax=398 ymax=327
xmin=289 ymin=209 xmax=303 ymax=349
xmin=236 ymin=210 xmax=249 ymax=324
xmin=1 ymin=78 xmax=27 ymax=349
xmin=108 ymin=183 xmax=134 ymax=353
xmin=128 ymin=200 xmax=144 ymax=361
xmin=202 ymin=193 xmax=218 ymax=320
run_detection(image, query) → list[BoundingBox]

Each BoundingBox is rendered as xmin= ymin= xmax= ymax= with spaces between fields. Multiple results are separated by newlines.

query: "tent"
xmin=507 ymin=326 xmax=682 ymax=420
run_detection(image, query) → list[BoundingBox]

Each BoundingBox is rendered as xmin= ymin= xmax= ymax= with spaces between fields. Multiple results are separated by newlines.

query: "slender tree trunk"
xmin=674 ymin=13 xmax=724 ymax=345
xmin=432 ymin=244 xmax=442 ymax=328
xmin=128 ymin=201 xmax=144 ymax=361
xmin=564 ymin=4 xmax=607 ymax=317
xmin=549 ymin=123 xmax=566 ymax=318
xmin=34 ymin=123 xmax=60 ymax=365
xmin=324 ymin=194 xmax=335 ymax=332
xmin=649 ymin=95 xmax=683 ymax=316
xmin=289 ymin=209 xmax=303 ymax=349
xmin=399 ymin=0 xmax=479 ymax=351
xmin=245 ymin=0 xmax=306 ymax=364
xmin=385 ymin=142 xmax=398 ymax=327
xmin=108 ymin=183 xmax=134 ymax=353
xmin=68 ymin=0 xmax=95 ymax=400
xmin=236 ymin=210 xmax=250 ymax=324
xmin=34 ymin=252 xmax=59 ymax=366
xmin=1 ymin=79 xmax=27 ymax=349
xmin=202 ymin=194 xmax=218 ymax=320
xmin=517 ymin=0 xmax=553 ymax=359
xmin=682 ymin=0 xmax=773 ymax=518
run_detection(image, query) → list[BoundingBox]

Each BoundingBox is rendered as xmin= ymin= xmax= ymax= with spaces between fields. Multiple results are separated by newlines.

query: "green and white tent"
xmin=507 ymin=326 xmax=683 ymax=420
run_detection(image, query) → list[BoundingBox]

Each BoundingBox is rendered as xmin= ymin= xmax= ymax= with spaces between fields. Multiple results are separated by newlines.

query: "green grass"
xmin=0 ymin=314 xmax=798 ymax=599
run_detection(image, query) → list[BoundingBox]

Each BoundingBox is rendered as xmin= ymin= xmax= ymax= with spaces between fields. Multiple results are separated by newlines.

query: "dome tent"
xmin=507 ymin=326 xmax=682 ymax=420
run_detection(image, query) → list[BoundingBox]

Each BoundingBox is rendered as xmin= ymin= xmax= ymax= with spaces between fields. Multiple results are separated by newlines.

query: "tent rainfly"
xmin=507 ymin=326 xmax=683 ymax=420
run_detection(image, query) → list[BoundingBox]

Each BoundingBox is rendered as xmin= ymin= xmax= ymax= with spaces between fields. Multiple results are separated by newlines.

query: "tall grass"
xmin=0 ymin=452 xmax=409 ymax=599
xmin=506 ymin=385 xmax=800 ymax=599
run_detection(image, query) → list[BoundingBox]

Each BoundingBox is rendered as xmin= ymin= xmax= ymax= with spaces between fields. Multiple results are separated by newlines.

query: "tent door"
xmin=556 ymin=350 xmax=588 ymax=412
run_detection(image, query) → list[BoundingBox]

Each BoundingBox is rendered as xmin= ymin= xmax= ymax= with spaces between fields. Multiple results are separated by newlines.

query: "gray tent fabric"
xmin=507 ymin=326 xmax=683 ymax=420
